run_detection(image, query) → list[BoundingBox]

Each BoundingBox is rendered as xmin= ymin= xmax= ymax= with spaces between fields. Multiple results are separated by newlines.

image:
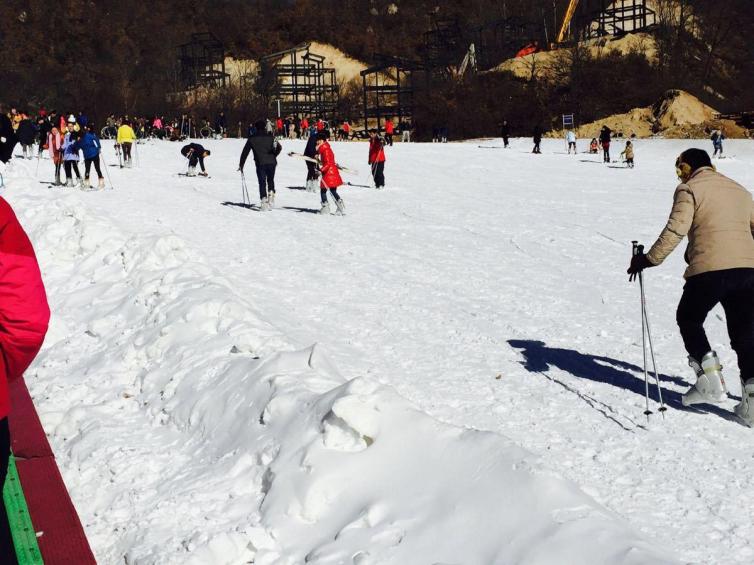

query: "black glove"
xmin=627 ymin=253 xmax=654 ymax=281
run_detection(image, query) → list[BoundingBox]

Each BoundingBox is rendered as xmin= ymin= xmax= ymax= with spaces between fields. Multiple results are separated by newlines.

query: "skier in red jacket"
xmin=384 ymin=118 xmax=394 ymax=146
xmin=368 ymin=128 xmax=386 ymax=189
xmin=0 ymin=197 xmax=50 ymax=555
xmin=316 ymin=132 xmax=345 ymax=215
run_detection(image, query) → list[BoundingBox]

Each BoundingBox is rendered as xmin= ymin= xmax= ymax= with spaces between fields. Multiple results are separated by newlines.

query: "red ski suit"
xmin=368 ymin=138 xmax=385 ymax=164
xmin=0 ymin=198 xmax=50 ymax=420
xmin=317 ymin=141 xmax=343 ymax=189
xmin=384 ymin=121 xmax=394 ymax=135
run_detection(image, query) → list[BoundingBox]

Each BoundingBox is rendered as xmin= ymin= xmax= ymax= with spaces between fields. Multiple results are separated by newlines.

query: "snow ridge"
xmin=6 ymin=160 xmax=677 ymax=563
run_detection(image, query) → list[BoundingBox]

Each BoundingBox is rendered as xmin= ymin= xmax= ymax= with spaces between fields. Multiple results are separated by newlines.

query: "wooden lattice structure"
xmin=260 ymin=44 xmax=338 ymax=120
xmin=360 ymin=55 xmax=425 ymax=131
xmin=571 ymin=0 xmax=657 ymax=40
xmin=177 ymin=32 xmax=229 ymax=90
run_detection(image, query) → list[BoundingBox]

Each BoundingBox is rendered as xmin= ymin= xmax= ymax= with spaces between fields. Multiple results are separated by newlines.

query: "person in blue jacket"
xmin=77 ymin=124 xmax=105 ymax=189
xmin=62 ymin=117 xmax=83 ymax=187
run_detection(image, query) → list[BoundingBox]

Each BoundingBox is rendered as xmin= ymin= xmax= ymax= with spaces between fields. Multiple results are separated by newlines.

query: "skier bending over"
xmin=627 ymin=148 xmax=754 ymax=426
xmin=238 ymin=120 xmax=282 ymax=211
xmin=316 ymin=132 xmax=345 ymax=215
xmin=181 ymin=143 xmax=210 ymax=176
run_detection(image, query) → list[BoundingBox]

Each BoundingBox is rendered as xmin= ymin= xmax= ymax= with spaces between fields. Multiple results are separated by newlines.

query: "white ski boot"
xmin=98 ymin=178 xmax=105 ymax=189
xmin=734 ymin=379 xmax=754 ymax=427
xmin=319 ymin=201 xmax=330 ymax=215
xmin=682 ymin=351 xmax=728 ymax=406
xmin=260 ymin=197 xmax=271 ymax=212
xmin=268 ymin=191 xmax=275 ymax=208
xmin=335 ymin=198 xmax=346 ymax=216
xmin=82 ymin=178 xmax=91 ymax=190
xmin=66 ymin=178 xmax=74 ymax=188
xmin=306 ymin=179 xmax=317 ymax=192
xmin=187 ymin=166 xmax=196 ymax=177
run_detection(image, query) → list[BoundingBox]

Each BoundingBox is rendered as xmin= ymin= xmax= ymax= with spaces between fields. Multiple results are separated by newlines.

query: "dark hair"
xmin=204 ymin=150 xmax=211 ymax=156
xmin=678 ymin=148 xmax=712 ymax=172
xmin=316 ymin=131 xmax=329 ymax=141
xmin=254 ymin=119 xmax=266 ymax=131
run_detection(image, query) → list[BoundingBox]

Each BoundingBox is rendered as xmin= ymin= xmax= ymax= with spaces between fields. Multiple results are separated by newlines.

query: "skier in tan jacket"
xmin=627 ymin=148 xmax=754 ymax=426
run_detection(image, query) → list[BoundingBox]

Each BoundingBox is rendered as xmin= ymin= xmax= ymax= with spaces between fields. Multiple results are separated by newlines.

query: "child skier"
xmin=566 ymin=129 xmax=577 ymax=154
xmin=316 ymin=132 xmax=345 ymax=215
xmin=368 ymin=129 xmax=386 ymax=189
xmin=181 ymin=143 xmax=210 ymax=176
xmin=621 ymin=140 xmax=634 ymax=168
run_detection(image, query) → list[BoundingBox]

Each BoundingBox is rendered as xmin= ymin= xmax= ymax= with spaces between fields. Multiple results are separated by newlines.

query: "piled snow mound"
xmin=652 ymin=89 xmax=717 ymax=130
xmin=5 ymin=162 xmax=678 ymax=564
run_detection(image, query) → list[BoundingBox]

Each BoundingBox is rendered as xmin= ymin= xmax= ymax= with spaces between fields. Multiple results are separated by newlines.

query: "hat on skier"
xmin=67 ymin=114 xmax=76 ymax=124
xmin=675 ymin=148 xmax=712 ymax=181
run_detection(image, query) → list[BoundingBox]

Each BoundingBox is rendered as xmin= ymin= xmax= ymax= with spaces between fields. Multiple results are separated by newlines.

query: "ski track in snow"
xmin=2 ymin=138 xmax=754 ymax=564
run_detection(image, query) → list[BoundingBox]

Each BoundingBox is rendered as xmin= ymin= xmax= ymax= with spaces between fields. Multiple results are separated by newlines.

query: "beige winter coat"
xmin=646 ymin=167 xmax=754 ymax=278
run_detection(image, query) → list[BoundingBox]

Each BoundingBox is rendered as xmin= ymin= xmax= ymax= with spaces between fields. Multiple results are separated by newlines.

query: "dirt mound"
xmin=308 ymin=42 xmax=369 ymax=83
xmin=551 ymin=90 xmax=748 ymax=139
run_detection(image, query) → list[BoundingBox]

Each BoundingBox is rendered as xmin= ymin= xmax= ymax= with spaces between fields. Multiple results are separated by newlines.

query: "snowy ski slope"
xmin=2 ymin=137 xmax=753 ymax=564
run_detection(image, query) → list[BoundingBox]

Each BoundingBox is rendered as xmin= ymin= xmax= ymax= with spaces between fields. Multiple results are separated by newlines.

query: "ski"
xmin=177 ymin=173 xmax=211 ymax=178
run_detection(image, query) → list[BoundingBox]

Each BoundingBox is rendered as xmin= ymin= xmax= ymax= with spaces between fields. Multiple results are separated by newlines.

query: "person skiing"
xmin=238 ymin=120 xmax=282 ymax=211
xmin=627 ymin=148 xmax=754 ymax=425
xmin=214 ymin=111 xmax=227 ymax=137
xmin=36 ymin=115 xmax=51 ymax=158
xmin=47 ymin=125 xmax=63 ymax=185
xmin=599 ymin=125 xmax=612 ymax=163
xmin=181 ymin=143 xmax=210 ymax=177
xmin=532 ymin=125 xmax=542 ymax=154
xmin=589 ymin=138 xmax=599 ymax=154
xmin=368 ymin=128 xmax=386 ymax=189
xmin=303 ymin=127 xmax=319 ymax=192
xmin=78 ymin=124 xmax=105 ymax=189
xmin=117 ymin=119 xmax=136 ymax=167
xmin=566 ymin=129 xmax=577 ymax=155
xmin=621 ymin=140 xmax=635 ymax=168
xmin=711 ymin=128 xmax=724 ymax=158
xmin=16 ymin=115 xmax=37 ymax=160
xmin=0 ymin=111 xmax=17 ymax=164
xmin=0 ymin=196 xmax=50 ymax=561
xmin=384 ymin=118 xmax=394 ymax=146
xmin=501 ymin=120 xmax=510 ymax=148
xmin=316 ymin=132 xmax=345 ymax=215
xmin=62 ymin=119 xmax=83 ymax=187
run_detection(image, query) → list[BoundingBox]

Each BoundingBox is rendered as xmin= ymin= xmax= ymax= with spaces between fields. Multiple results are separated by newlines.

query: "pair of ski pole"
xmin=632 ymin=241 xmax=667 ymax=419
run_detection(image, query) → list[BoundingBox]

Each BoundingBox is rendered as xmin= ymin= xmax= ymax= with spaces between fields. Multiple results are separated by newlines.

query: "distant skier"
xmin=36 ymin=115 xmax=51 ymax=158
xmin=627 ymin=148 xmax=754 ymax=426
xmin=599 ymin=125 xmax=611 ymax=163
xmin=532 ymin=125 xmax=542 ymax=154
xmin=16 ymin=115 xmax=37 ymax=160
xmin=501 ymin=120 xmax=510 ymax=148
xmin=117 ymin=120 xmax=136 ymax=167
xmin=384 ymin=119 xmax=394 ymax=146
xmin=78 ymin=124 xmax=105 ymax=189
xmin=710 ymin=129 xmax=724 ymax=158
xmin=0 ymin=112 xmax=17 ymax=164
xmin=589 ymin=138 xmax=599 ymax=154
xmin=303 ymin=127 xmax=319 ymax=192
xmin=368 ymin=128 xmax=386 ymax=189
xmin=316 ymin=132 xmax=345 ymax=215
xmin=238 ymin=120 xmax=282 ymax=211
xmin=47 ymin=125 xmax=63 ymax=185
xmin=620 ymin=140 xmax=634 ymax=168
xmin=62 ymin=119 xmax=83 ymax=187
xmin=565 ymin=129 xmax=577 ymax=155
xmin=181 ymin=142 xmax=210 ymax=177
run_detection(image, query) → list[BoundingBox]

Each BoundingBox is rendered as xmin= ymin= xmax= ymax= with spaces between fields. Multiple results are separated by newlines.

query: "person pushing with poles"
xmin=627 ymin=148 xmax=754 ymax=426
xmin=316 ymin=131 xmax=346 ymax=215
xmin=238 ymin=120 xmax=282 ymax=211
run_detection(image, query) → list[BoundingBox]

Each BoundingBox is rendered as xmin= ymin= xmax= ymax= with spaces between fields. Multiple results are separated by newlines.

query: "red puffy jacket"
xmin=0 ymin=198 xmax=50 ymax=420
xmin=368 ymin=138 xmax=385 ymax=164
xmin=317 ymin=141 xmax=343 ymax=189
xmin=384 ymin=121 xmax=394 ymax=134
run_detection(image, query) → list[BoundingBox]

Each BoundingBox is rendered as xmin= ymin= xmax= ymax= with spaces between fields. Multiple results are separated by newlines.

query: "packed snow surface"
xmin=3 ymin=137 xmax=753 ymax=564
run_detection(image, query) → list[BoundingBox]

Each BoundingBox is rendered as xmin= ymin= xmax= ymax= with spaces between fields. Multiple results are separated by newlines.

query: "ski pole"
xmin=639 ymin=264 xmax=666 ymax=416
xmin=102 ymin=150 xmax=115 ymax=189
xmin=240 ymin=171 xmax=251 ymax=205
xmin=633 ymin=241 xmax=653 ymax=419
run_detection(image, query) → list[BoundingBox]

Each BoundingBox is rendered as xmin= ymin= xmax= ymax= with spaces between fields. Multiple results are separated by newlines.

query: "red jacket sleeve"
xmin=0 ymin=198 xmax=50 ymax=385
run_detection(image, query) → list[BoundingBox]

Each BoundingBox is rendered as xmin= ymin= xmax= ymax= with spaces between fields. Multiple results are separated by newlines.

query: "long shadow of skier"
xmin=221 ymin=201 xmax=258 ymax=211
xmin=507 ymin=339 xmax=739 ymax=421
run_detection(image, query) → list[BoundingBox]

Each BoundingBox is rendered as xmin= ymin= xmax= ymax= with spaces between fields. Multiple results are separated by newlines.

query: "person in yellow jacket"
xmin=116 ymin=120 xmax=137 ymax=167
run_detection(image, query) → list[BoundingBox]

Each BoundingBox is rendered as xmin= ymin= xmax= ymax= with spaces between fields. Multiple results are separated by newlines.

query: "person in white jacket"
xmin=566 ymin=130 xmax=577 ymax=154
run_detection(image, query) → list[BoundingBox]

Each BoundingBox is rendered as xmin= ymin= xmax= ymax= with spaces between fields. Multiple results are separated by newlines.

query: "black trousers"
xmin=0 ymin=418 xmax=16 ymax=564
xmin=255 ymin=163 xmax=276 ymax=199
xmin=63 ymin=160 xmax=81 ymax=179
xmin=121 ymin=142 xmax=132 ymax=161
xmin=306 ymin=161 xmax=317 ymax=181
xmin=84 ymin=156 xmax=103 ymax=179
xmin=676 ymin=268 xmax=754 ymax=382
xmin=371 ymin=161 xmax=385 ymax=188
